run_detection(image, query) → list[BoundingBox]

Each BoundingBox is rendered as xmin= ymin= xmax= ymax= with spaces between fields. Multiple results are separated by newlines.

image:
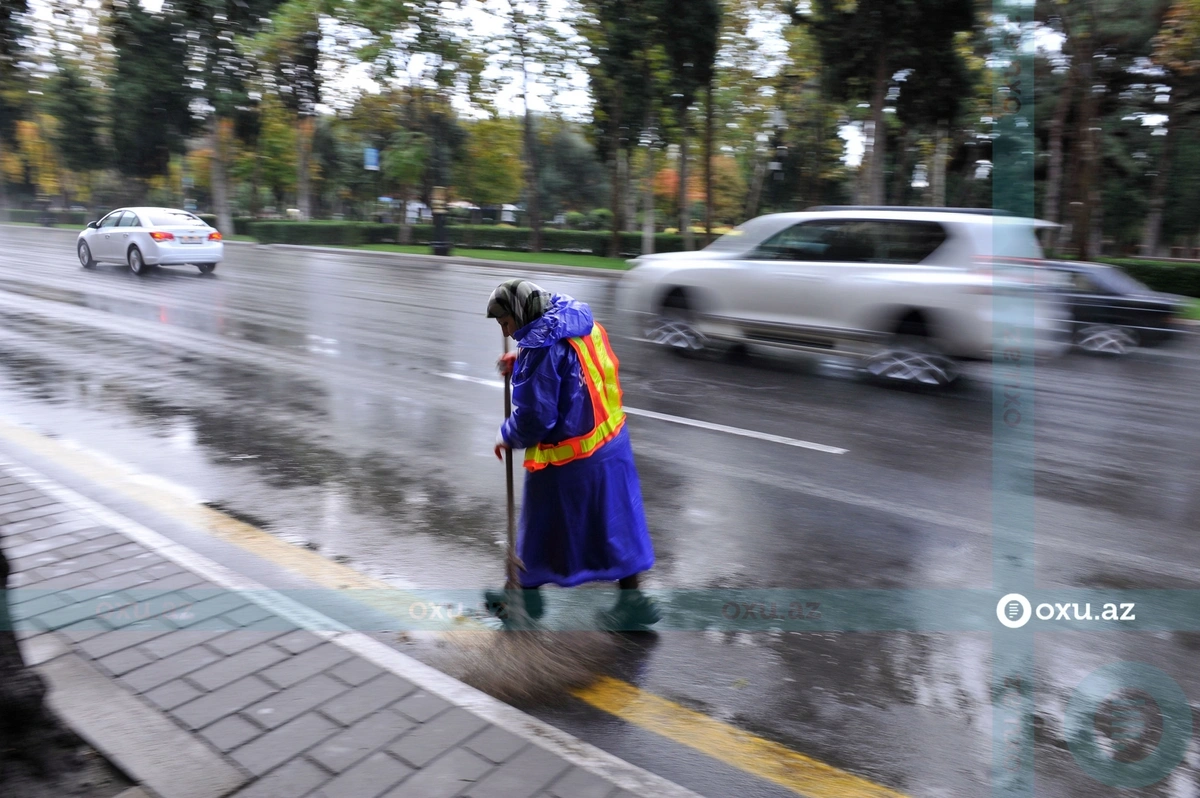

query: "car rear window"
xmin=146 ymin=210 xmax=205 ymax=226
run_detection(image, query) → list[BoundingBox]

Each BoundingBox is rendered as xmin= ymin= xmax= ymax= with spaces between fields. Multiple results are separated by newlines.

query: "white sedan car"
xmin=77 ymin=207 xmax=223 ymax=276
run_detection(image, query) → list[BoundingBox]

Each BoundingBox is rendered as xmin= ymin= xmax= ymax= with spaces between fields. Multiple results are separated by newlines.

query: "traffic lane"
xmin=15 ymin=228 xmax=1200 ymax=570
xmin=1 ymin=231 xmax=1197 ymax=595
xmin=0 ymin=232 xmax=1073 ymax=547
xmin=3 ymin=230 xmax=1199 ymax=793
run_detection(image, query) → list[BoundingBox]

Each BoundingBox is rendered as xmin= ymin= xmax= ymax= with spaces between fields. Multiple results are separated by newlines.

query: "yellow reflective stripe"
xmin=590 ymin=326 xmax=623 ymax=412
xmin=523 ymin=324 xmax=626 ymax=470
xmin=576 ymin=330 xmax=606 ymax=398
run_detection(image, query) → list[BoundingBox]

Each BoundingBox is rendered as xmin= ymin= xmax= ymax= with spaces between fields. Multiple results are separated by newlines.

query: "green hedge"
xmin=1096 ymin=258 xmax=1200 ymax=298
xmin=245 ymin=221 xmax=687 ymax=257
xmin=7 ymin=209 xmax=89 ymax=226
xmin=197 ymin=215 xmax=255 ymax=237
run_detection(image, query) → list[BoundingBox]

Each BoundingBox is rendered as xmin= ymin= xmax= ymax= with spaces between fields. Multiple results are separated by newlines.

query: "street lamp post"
xmin=431 ymin=186 xmax=451 ymax=256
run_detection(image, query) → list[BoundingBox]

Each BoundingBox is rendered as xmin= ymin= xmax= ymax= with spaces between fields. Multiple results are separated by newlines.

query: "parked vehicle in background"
xmin=76 ymin=207 xmax=223 ymax=276
xmin=616 ymin=207 xmax=1069 ymax=387
xmin=1039 ymin=260 xmax=1186 ymax=355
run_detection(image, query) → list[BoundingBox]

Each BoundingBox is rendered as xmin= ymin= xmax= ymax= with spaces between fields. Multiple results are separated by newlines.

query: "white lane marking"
xmin=0 ymin=454 xmax=700 ymax=798
xmin=623 ymin=407 xmax=847 ymax=454
xmin=437 ymin=372 xmax=505 ymax=389
xmin=435 ymin=372 xmax=847 ymax=455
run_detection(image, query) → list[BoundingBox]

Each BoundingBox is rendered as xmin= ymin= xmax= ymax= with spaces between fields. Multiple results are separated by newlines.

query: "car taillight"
xmin=208 ymin=231 xmax=222 ymax=241
xmin=149 ymin=231 xmax=174 ymax=242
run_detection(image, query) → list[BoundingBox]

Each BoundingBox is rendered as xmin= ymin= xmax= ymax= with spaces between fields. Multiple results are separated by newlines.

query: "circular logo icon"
xmin=1066 ymin=662 xmax=1192 ymax=787
xmin=997 ymin=593 xmax=1031 ymax=629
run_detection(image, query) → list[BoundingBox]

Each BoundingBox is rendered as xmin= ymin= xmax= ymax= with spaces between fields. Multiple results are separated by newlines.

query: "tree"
xmin=1050 ymin=0 xmax=1173 ymax=257
xmin=1143 ymin=0 xmax=1200 ymax=254
xmin=537 ymin=123 xmax=610 ymax=218
xmin=383 ymin=130 xmax=427 ymax=243
xmin=455 ymin=116 xmax=523 ymax=206
xmin=0 ymin=0 xmax=28 ymax=211
xmin=579 ymin=0 xmax=659 ymax=256
xmin=251 ymin=0 xmax=322 ymax=219
xmin=109 ymin=0 xmax=195 ymax=186
xmin=47 ymin=60 xmax=109 ymax=180
xmin=173 ymin=0 xmax=284 ymax=234
xmin=656 ymin=0 xmax=720 ymax=249
xmin=482 ymin=0 xmax=578 ymax=251
xmin=801 ymin=0 xmax=974 ymax=205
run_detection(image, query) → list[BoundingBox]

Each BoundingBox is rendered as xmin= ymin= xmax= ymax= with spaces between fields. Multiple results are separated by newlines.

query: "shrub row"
xmin=1096 ymin=258 xmax=1200 ymax=298
xmin=7 ymin=209 xmax=89 ymax=226
xmin=196 ymin=215 xmax=255 ymax=237
xmin=245 ymin=221 xmax=687 ymax=258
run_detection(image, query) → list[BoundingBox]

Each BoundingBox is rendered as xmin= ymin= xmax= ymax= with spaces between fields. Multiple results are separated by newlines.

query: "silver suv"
xmin=615 ymin=206 xmax=1069 ymax=386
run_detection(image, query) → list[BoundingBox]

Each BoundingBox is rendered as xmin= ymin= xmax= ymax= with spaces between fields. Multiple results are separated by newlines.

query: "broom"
xmin=449 ymin=333 xmax=622 ymax=705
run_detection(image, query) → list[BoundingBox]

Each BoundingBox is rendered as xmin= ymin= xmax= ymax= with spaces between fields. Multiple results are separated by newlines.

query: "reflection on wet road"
xmin=1 ymin=226 xmax=1198 ymax=797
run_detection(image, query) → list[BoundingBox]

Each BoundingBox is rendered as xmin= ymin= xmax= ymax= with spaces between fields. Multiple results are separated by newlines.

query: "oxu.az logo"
xmin=995 ymin=593 xmax=1136 ymax=629
xmin=1065 ymin=662 xmax=1192 ymax=787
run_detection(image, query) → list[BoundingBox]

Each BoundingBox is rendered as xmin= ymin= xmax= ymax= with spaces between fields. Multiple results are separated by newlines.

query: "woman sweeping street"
xmin=484 ymin=279 xmax=660 ymax=630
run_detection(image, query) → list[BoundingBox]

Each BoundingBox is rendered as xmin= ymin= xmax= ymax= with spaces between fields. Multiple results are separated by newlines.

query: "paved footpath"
xmin=1 ymin=461 xmax=698 ymax=798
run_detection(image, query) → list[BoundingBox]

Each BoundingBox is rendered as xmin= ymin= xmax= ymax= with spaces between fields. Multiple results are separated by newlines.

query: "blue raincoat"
xmin=499 ymin=294 xmax=655 ymax=588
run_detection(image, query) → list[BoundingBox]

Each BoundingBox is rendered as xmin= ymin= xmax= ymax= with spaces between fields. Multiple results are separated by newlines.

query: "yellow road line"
xmin=573 ymin=677 xmax=911 ymax=798
xmin=0 ymin=417 xmax=909 ymax=798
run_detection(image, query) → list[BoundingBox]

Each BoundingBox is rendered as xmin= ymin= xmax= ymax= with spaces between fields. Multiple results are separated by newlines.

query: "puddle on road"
xmin=0 ymin=341 xmax=501 ymax=587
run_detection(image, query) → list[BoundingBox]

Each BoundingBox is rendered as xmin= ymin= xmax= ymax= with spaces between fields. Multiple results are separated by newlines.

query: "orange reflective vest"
xmin=524 ymin=322 xmax=626 ymax=472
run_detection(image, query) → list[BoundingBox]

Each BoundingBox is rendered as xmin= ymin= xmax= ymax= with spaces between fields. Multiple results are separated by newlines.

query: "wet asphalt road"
xmin=1 ymin=226 xmax=1199 ymax=797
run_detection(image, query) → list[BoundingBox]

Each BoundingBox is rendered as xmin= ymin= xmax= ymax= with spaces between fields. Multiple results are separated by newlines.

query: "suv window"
xmin=755 ymin=221 xmax=856 ymax=261
xmin=753 ymin=219 xmax=947 ymax=264
xmin=99 ymin=212 xmax=122 ymax=228
xmin=871 ymin=221 xmax=947 ymax=264
xmin=118 ymin=212 xmax=140 ymax=227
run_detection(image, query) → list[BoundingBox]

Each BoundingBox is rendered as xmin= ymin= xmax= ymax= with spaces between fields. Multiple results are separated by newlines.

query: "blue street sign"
xmin=364 ymin=148 xmax=379 ymax=171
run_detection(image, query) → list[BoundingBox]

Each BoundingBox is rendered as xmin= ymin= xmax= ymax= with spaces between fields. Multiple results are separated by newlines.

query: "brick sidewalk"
xmin=0 ymin=465 xmax=690 ymax=798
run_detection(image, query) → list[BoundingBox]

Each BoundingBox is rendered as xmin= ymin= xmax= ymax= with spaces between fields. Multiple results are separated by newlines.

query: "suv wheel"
xmin=866 ymin=334 xmax=959 ymax=387
xmin=1076 ymin=324 xmax=1136 ymax=355
xmin=646 ymin=289 xmax=707 ymax=352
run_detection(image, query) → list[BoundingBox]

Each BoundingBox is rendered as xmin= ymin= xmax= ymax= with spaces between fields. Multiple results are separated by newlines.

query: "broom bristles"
xmin=448 ymin=627 xmax=623 ymax=705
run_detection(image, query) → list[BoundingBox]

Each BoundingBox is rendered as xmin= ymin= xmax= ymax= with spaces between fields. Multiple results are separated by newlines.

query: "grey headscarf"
xmin=485 ymin=279 xmax=551 ymax=330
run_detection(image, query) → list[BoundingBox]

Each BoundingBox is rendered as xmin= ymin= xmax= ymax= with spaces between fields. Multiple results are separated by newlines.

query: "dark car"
xmin=1040 ymin=260 xmax=1185 ymax=355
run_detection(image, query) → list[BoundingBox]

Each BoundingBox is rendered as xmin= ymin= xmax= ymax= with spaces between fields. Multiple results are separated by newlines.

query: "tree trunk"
xmin=679 ymin=127 xmax=694 ymax=251
xmin=624 ymin=149 xmax=638 ymax=233
xmin=398 ymin=183 xmax=412 ymax=244
xmin=524 ymin=102 xmax=542 ymax=253
xmin=1044 ymin=67 xmax=1078 ymax=254
xmin=609 ymin=148 xmax=622 ymax=259
xmin=704 ymin=82 xmax=714 ymax=245
xmin=1140 ymin=104 xmax=1174 ymax=257
xmin=0 ymin=138 xmax=7 ymax=218
xmin=931 ymin=121 xmax=948 ymax=207
xmin=889 ymin=130 xmax=910 ymax=206
xmin=296 ymin=116 xmax=314 ymax=221
xmin=210 ymin=116 xmax=234 ymax=237
xmin=864 ymin=49 xmax=890 ymax=205
xmin=745 ymin=156 xmax=766 ymax=220
xmin=249 ymin=138 xmax=262 ymax=218
xmin=642 ymin=143 xmax=655 ymax=255
xmin=1071 ymin=48 xmax=1098 ymax=260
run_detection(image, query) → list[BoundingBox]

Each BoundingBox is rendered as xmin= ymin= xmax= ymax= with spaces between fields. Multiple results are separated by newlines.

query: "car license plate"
xmin=182 ymin=235 xmax=202 ymax=244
